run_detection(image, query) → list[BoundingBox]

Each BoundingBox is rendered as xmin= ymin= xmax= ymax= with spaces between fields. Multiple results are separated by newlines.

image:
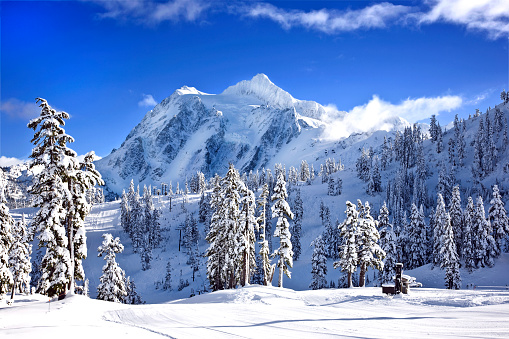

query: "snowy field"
xmin=2 ymin=285 xmax=509 ymax=338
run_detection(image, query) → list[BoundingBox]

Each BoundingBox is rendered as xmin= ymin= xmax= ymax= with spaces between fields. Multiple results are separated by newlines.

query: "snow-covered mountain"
xmin=95 ymin=74 xmax=409 ymax=196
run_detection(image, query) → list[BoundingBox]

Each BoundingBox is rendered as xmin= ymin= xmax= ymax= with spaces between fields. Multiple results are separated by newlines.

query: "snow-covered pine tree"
xmin=96 ymin=234 xmax=127 ymax=303
xmin=473 ymin=196 xmax=497 ymax=268
xmin=334 ymin=201 xmax=359 ymax=288
xmin=163 ymin=261 xmax=172 ymax=291
xmin=356 ymin=148 xmax=371 ymax=182
xmin=271 ymin=171 xmax=294 ymax=288
xmin=309 ymin=235 xmax=327 ymax=290
xmin=381 ymin=136 xmax=390 ymax=170
xmin=68 ymin=151 xmax=104 ymax=292
xmin=130 ymin=190 xmax=144 ymax=254
xmin=437 ymin=162 xmax=452 ymax=206
xmin=120 ymin=190 xmax=131 ymax=234
xmin=327 ymin=177 xmax=335 ymax=196
xmin=335 ymin=177 xmax=343 ymax=196
xmin=357 ymin=202 xmax=385 ymax=287
xmin=124 ymin=276 xmax=144 ymax=304
xmin=407 ymin=203 xmax=427 ymax=269
xmin=472 ymin=117 xmax=485 ymax=180
xmin=0 ymin=189 xmax=14 ymax=295
xmin=367 ymin=157 xmax=382 ymax=195
xmin=291 ymin=189 xmax=303 ymax=261
xmin=454 ymin=115 xmax=466 ymax=167
xmin=462 ymin=197 xmax=476 ymax=272
xmin=8 ymin=214 xmax=32 ymax=299
xmin=238 ymin=185 xmax=256 ymax=286
xmin=449 ymin=185 xmax=463 ymax=258
xmin=256 ymin=183 xmax=274 ymax=286
xmin=430 ymin=114 xmax=438 ymax=142
xmin=144 ymin=186 xmax=161 ymax=251
xmin=205 ymin=164 xmax=243 ymax=290
xmin=379 ymin=209 xmax=397 ymax=284
xmin=440 ymin=210 xmax=461 ymax=289
xmin=300 ymin=160 xmax=310 ymax=182
xmin=433 ymin=194 xmax=448 ymax=267
xmin=436 ymin=122 xmax=443 ymax=153
xmin=28 ymin=98 xmax=75 ymax=297
xmin=489 ymin=185 xmax=509 ymax=256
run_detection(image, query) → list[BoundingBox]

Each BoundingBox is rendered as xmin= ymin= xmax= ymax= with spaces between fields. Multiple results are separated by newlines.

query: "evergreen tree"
xmin=472 ymin=196 xmax=496 ymax=268
xmin=489 ymin=185 xmax=509 ymax=256
xmin=433 ymin=194 xmax=448 ymax=267
xmin=436 ymin=162 xmax=452 ymax=206
xmin=449 ymin=186 xmax=463 ymax=258
xmin=357 ymin=202 xmax=385 ymax=287
xmin=124 ymin=276 xmax=144 ymax=304
xmin=334 ymin=201 xmax=359 ymax=288
xmin=256 ymin=183 xmax=274 ymax=286
xmin=0 ymin=191 xmax=14 ymax=295
xmin=205 ymin=164 xmax=242 ymax=290
xmin=440 ymin=211 xmax=461 ymax=289
xmin=327 ymin=177 xmax=335 ymax=196
xmin=238 ymin=185 xmax=256 ymax=286
xmin=430 ymin=115 xmax=438 ymax=142
xmin=271 ymin=172 xmax=294 ymax=288
xmin=335 ymin=177 xmax=343 ymax=196
xmin=379 ymin=221 xmax=397 ymax=284
xmin=309 ymin=235 xmax=327 ymax=290
xmin=484 ymin=112 xmax=497 ymax=174
xmin=8 ymin=214 xmax=32 ymax=299
xmin=120 ymin=190 xmax=131 ymax=235
xmin=28 ymin=98 xmax=75 ymax=297
xmin=436 ymin=122 xmax=443 ymax=153
xmin=299 ymin=160 xmax=310 ymax=182
xmin=367 ymin=157 xmax=382 ymax=195
xmin=96 ymin=234 xmax=127 ymax=303
xmin=291 ymin=189 xmax=303 ymax=261
xmin=407 ymin=204 xmax=427 ymax=269
xmin=381 ymin=136 xmax=390 ymax=170
xmin=462 ymin=197 xmax=476 ymax=272
xmin=356 ymin=148 xmax=371 ymax=182
xmin=163 ymin=261 xmax=172 ymax=291
xmin=322 ymin=205 xmax=339 ymax=259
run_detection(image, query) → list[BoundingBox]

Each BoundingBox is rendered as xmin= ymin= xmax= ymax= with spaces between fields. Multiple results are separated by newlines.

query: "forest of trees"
xmin=1 ymin=94 xmax=509 ymax=303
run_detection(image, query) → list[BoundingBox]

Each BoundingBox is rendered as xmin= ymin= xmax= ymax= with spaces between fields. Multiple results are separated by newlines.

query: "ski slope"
xmin=2 ymin=285 xmax=509 ymax=338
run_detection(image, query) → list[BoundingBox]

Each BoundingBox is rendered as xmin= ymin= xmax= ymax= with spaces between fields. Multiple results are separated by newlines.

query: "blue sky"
xmin=1 ymin=0 xmax=508 ymax=164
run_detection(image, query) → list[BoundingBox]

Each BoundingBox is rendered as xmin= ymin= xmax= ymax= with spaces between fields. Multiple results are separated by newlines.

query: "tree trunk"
xmin=278 ymin=261 xmax=283 ymax=287
xmin=67 ymin=181 xmax=75 ymax=295
xmin=10 ymin=279 xmax=16 ymax=301
xmin=348 ymin=272 xmax=353 ymax=288
xmin=359 ymin=264 xmax=366 ymax=287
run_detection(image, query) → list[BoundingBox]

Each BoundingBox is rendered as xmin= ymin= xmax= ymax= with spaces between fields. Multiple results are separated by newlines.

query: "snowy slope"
xmin=2 ymin=286 xmax=509 ymax=338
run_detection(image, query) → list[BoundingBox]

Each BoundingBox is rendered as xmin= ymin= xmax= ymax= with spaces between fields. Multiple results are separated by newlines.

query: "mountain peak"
xmin=221 ymin=74 xmax=296 ymax=108
xmin=175 ymin=86 xmax=208 ymax=96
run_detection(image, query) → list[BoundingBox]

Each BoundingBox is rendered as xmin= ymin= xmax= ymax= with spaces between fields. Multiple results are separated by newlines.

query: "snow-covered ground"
xmin=2 ymin=285 xmax=509 ymax=338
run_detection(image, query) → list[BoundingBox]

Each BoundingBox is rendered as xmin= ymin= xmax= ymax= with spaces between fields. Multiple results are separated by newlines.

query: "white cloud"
xmin=244 ymin=2 xmax=412 ymax=33
xmin=419 ymin=0 xmax=509 ymax=39
xmin=0 ymin=156 xmax=25 ymax=168
xmin=321 ymin=95 xmax=462 ymax=140
xmin=0 ymin=98 xmax=39 ymax=120
xmin=239 ymin=0 xmax=509 ymax=39
xmin=138 ymin=94 xmax=158 ymax=107
xmin=85 ymin=0 xmax=209 ymax=24
xmin=464 ymin=88 xmax=496 ymax=106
